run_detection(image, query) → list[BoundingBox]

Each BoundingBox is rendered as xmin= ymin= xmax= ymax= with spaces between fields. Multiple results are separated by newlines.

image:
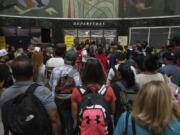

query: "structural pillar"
xmin=116 ymin=20 xmax=130 ymax=45
xmin=51 ymin=22 xmax=64 ymax=43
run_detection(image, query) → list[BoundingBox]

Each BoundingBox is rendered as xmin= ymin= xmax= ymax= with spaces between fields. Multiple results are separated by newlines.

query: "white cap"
xmin=34 ymin=47 xmax=41 ymax=52
xmin=0 ymin=49 xmax=8 ymax=57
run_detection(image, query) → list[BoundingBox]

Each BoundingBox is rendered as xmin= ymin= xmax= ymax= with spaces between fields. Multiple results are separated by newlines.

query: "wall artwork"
xmin=0 ymin=0 xmax=62 ymax=17
xmin=0 ymin=0 xmax=179 ymax=18
xmin=62 ymin=0 xmax=118 ymax=18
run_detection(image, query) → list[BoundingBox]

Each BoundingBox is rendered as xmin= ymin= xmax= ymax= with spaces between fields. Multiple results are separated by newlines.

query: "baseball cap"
xmin=0 ymin=49 xmax=8 ymax=57
xmin=65 ymin=49 xmax=76 ymax=61
xmin=163 ymin=52 xmax=176 ymax=61
xmin=34 ymin=47 xmax=41 ymax=52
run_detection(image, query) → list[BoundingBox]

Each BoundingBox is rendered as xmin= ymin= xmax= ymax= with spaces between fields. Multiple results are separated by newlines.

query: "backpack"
xmin=110 ymin=66 xmax=121 ymax=84
xmin=114 ymin=82 xmax=138 ymax=125
xmin=76 ymin=85 xmax=113 ymax=135
xmin=1 ymin=83 xmax=52 ymax=135
xmin=124 ymin=112 xmax=136 ymax=135
xmin=55 ymin=74 xmax=75 ymax=111
xmin=45 ymin=66 xmax=54 ymax=80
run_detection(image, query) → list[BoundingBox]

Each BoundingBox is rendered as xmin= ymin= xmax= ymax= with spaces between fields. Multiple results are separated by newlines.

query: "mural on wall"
xmin=0 ymin=0 xmax=16 ymax=11
xmin=119 ymin=0 xmax=176 ymax=17
xmin=63 ymin=0 xmax=178 ymax=18
xmin=0 ymin=0 xmax=179 ymax=18
xmin=62 ymin=0 xmax=118 ymax=18
xmin=0 ymin=0 xmax=62 ymax=16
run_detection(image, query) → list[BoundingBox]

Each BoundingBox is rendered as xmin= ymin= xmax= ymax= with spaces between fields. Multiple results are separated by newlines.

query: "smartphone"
xmin=165 ymin=75 xmax=180 ymax=104
xmin=174 ymin=87 xmax=180 ymax=104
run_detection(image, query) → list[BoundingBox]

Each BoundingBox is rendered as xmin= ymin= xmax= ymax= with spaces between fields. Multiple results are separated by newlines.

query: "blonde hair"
xmin=31 ymin=51 xmax=44 ymax=82
xmin=132 ymin=81 xmax=174 ymax=134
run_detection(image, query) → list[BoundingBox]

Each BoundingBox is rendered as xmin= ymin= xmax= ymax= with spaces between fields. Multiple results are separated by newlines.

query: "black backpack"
xmin=1 ymin=83 xmax=52 ymax=135
xmin=76 ymin=85 xmax=113 ymax=135
xmin=113 ymin=82 xmax=138 ymax=125
xmin=110 ymin=66 xmax=121 ymax=84
xmin=55 ymin=74 xmax=75 ymax=111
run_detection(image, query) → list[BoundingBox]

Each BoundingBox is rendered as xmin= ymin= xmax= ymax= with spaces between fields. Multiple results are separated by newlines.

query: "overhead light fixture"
xmin=17 ymin=26 xmax=22 ymax=29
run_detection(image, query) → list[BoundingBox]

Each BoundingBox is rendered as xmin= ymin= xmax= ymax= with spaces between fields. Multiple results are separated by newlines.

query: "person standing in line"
xmin=114 ymin=81 xmax=180 ymax=135
xmin=0 ymin=56 xmax=61 ymax=135
xmin=46 ymin=43 xmax=66 ymax=69
xmin=96 ymin=47 xmax=109 ymax=73
xmin=136 ymin=54 xmax=164 ymax=89
xmin=46 ymin=43 xmax=66 ymax=87
xmin=71 ymin=58 xmax=116 ymax=129
xmin=159 ymin=52 xmax=180 ymax=86
xmin=107 ymin=52 xmax=127 ymax=85
xmin=32 ymin=48 xmax=46 ymax=85
xmin=50 ymin=50 xmax=82 ymax=135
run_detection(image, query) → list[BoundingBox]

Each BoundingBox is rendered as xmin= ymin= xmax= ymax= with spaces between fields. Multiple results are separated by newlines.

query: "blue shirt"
xmin=159 ymin=64 xmax=180 ymax=86
xmin=114 ymin=112 xmax=180 ymax=135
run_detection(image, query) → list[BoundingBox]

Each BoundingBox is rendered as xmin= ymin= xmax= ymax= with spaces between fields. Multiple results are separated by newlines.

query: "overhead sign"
xmin=0 ymin=36 xmax=6 ymax=49
xmin=118 ymin=36 xmax=128 ymax=46
xmin=73 ymin=21 xmax=105 ymax=27
xmin=64 ymin=35 xmax=74 ymax=50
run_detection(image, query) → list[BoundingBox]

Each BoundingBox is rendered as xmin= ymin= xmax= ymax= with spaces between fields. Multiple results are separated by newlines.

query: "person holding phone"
xmin=114 ymin=81 xmax=180 ymax=135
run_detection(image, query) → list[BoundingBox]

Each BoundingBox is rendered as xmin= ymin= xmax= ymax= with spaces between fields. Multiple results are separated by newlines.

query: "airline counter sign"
xmin=0 ymin=36 xmax=6 ymax=49
xmin=65 ymin=35 xmax=74 ymax=50
xmin=118 ymin=36 xmax=128 ymax=46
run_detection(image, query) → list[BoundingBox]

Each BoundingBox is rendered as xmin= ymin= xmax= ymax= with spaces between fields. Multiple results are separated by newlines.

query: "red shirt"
xmin=96 ymin=54 xmax=108 ymax=72
xmin=175 ymin=45 xmax=180 ymax=51
xmin=76 ymin=49 xmax=82 ymax=62
xmin=71 ymin=83 xmax=116 ymax=105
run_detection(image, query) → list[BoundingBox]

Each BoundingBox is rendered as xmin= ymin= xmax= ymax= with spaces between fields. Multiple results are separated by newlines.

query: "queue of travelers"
xmin=0 ymin=39 xmax=180 ymax=135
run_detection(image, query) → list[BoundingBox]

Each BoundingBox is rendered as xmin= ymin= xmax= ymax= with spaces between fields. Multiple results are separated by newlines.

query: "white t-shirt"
xmin=107 ymin=64 xmax=137 ymax=85
xmin=107 ymin=64 xmax=120 ymax=85
xmin=81 ymin=49 xmax=88 ymax=63
xmin=136 ymin=73 xmax=164 ymax=89
xmin=46 ymin=57 xmax=64 ymax=68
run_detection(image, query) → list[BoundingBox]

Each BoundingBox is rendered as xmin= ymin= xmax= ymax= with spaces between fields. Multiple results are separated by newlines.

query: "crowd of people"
xmin=0 ymin=39 xmax=180 ymax=135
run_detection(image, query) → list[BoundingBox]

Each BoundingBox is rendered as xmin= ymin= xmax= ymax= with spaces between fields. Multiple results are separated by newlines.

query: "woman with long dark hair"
xmin=31 ymin=50 xmax=46 ymax=85
xmin=111 ymin=63 xmax=138 ymax=125
xmin=71 ymin=58 xmax=116 ymax=133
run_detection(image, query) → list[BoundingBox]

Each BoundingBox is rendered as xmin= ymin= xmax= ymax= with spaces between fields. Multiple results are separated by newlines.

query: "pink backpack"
xmin=77 ymin=85 xmax=113 ymax=135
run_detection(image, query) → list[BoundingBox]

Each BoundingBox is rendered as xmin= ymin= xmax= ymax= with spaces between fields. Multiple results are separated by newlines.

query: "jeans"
xmin=59 ymin=110 xmax=74 ymax=135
